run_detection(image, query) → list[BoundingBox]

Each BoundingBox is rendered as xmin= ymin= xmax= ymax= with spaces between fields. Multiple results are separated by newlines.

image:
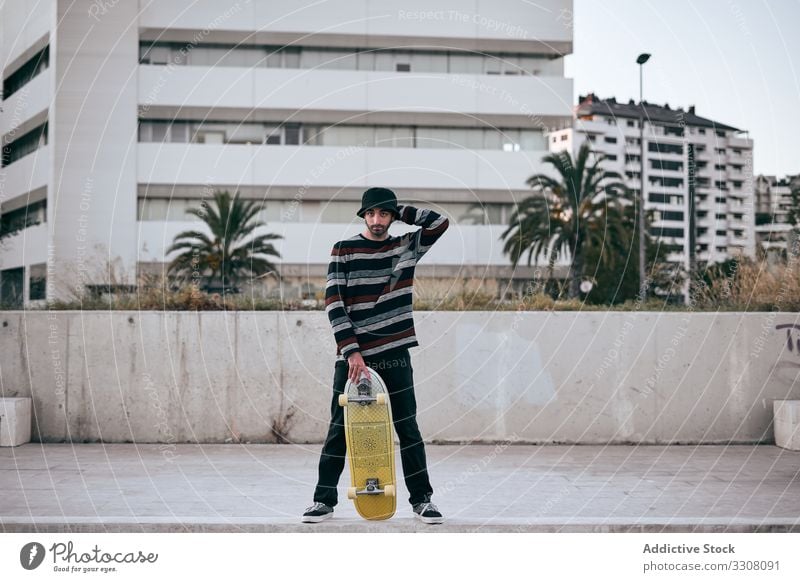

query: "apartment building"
xmin=548 ymin=94 xmax=756 ymax=271
xmin=754 ymin=174 xmax=799 ymax=256
xmin=0 ymin=0 xmax=574 ymax=307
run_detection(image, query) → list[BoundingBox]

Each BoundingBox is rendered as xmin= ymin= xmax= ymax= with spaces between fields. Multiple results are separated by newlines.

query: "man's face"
xmin=364 ymin=208 xmax=394 ymax=237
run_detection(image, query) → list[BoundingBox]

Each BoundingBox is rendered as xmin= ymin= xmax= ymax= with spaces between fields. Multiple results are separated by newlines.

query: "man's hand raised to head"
xmin=347 ymin=352 xmax=369 ymax=383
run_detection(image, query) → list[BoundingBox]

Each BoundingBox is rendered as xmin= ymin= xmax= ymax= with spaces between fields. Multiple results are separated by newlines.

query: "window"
xmin=650 ymin=227 xmax=684 ymax=238
xmin=651 ymin=159 xmax=683 ymax=171
xmin=1 ymin=122 xmax=48 ymax=167
xmin=732 ymin=148 xmax=742 ymax=155
xmin=715 ymin=213 xmax=726 ymax=219
xmin=137 ymin=119 xmax=542 ymax=151
xmin=604 ymin=136 xmax=617 ymax=144
xmin=714 ymin=164 xmax=726 ymax=170
xmin=29 ymin=263 xmax=47 ymax=301
xmin=374 ymin=126 xmax=414 ymax=148
xmin=648 ymin=193 xmax=684 ymax=204
xmin=0 ymin=200 xmax=46 ymax=237
xmin=560 ymin=134 xmax=568 ymax=141
xmin=698 ymin=128 xmax=706 ymax=135
xmin=284 ymin=123 xmax=300 ymax=145
xmin=604 ymin=154 xmax=618 ymax=161
xmin=448 ymin=53 xmax=484 ymax=74
xmin=648 ymin=142 xmax=682 ymax=155
xmin=0 ymin=267 xmax=24 ymax=308
xmin=283 ymin=48 xmax=300 ymax=68
xmin=3 ymin=45 xmax=49 ymax=99
xmin=265 ymin=126 xmax=281 ymax=145
xmin=716 ymin=229 xmax=726 ymax=236
xmin=715 ymin=148 xmax=726 ymax=155
xmin=649 ymin=176 xmax=684 ymax=188
xmin=140 ymin=44 xmax=171 ymax=65
xmin=627 ymin=120 xmax=635 ymax=127
xmin=586 ymin=134 xmax=596 ymax=142
xmin=661 ymin=211 xmax=684 ymax=221
xmin=396 ymin=63 xmax=410 ymax=72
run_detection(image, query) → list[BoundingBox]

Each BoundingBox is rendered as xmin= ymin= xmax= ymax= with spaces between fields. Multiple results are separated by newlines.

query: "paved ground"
xmin=1 ymin=443 xmax=798 ymax=532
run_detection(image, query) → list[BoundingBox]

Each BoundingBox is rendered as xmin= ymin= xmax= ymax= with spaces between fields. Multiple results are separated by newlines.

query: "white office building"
xmin=0 ymin=0 xmax=574 ymax=307
xmin=548 ymin=94 xmax=756 ymax=270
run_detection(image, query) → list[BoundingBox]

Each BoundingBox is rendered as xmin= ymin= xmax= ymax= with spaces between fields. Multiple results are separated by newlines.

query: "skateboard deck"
xmin=338 ymin=368 xmax=396 ymax=520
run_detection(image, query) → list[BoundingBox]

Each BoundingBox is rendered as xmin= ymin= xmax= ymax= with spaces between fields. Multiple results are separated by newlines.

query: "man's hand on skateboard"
xmin=347 ymin=351 xmax=370 ymax=383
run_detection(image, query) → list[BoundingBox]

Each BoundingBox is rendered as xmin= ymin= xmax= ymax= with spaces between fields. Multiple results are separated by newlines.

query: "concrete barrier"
xmin=773 ymin=400 xmax=800 ymax=451
xmin=0 ymin=311 xmax=799 ymax=444
xmin=0 ymin=397 xmax=32 ymax=446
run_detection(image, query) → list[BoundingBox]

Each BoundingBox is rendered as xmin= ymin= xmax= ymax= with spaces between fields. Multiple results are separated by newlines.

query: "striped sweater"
xmin=325 ymin=205 xmax=449 ymax=360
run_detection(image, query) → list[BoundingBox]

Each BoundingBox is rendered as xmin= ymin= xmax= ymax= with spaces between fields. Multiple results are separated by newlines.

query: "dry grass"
xmin=29 ymin=255 xmax=800 ymax=312
xmin=691 ymin=257 xmax=800 ymax=311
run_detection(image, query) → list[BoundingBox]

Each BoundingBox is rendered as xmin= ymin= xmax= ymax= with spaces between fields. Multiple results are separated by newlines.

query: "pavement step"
xmin=2 ymin=443 xmax=799 ymax=533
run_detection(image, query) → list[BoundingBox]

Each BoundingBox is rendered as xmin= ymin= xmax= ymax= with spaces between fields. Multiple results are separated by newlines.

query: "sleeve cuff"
xmin=341 ymin=345 xmax=361 ymax=359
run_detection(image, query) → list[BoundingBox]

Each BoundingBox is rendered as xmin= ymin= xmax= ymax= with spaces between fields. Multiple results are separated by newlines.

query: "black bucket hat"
xmin=356 ymin=187 xmax=400 ymax=219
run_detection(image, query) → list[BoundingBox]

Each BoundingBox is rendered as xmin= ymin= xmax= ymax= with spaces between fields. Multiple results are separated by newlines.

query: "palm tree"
xmin=166 ymin=190 xmax=282 ymax=293
xmin=501 ymin=143 xmax=633 ymax=299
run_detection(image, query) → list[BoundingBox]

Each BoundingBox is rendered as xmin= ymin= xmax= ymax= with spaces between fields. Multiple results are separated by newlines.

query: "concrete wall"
xmin=1 ymin=311 xmax=799 ymax=444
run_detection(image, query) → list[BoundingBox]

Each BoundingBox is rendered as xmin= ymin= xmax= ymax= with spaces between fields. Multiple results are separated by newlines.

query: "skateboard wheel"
xmin=347 ymin=487 xmax=357 ymax=500
xmin=376 ymin=394 xmax=387 ymax=406
xmin=384 ymin=485 xmax=396 ymax=498
xmin=338 ymin=394 xmax=348 ymax=407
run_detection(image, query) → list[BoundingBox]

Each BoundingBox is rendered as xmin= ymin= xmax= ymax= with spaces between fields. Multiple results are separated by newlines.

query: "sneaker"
xmin=413 ymin=502 xmax=444 ymax=524
xmin=302 ymin=502 xmax=333 ymax=523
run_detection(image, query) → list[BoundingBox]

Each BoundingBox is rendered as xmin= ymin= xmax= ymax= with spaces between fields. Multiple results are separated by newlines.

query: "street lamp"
xmin=636 ymin=53 xmax=651 ymax=297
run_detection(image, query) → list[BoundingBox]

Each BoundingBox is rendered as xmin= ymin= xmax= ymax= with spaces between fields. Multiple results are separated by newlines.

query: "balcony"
xmin=728 ymin=136 xmax=753 ymax=149
xmin=138 ymin=0 xmax=573 ymax=53
xmin=0 ymin=69 xmax=50 ymax=137
xmin=138 ymin=65 xmax=573 ymax=122
xmin=0 ymin=145 xmax=49 ymax=202
xmin=0 ymin=222 xmax=48 ymax=269
xmin=137 ymin=143 xmax=553 ymax=191
xmin=138 ymin=220 xmax=520 ymax=267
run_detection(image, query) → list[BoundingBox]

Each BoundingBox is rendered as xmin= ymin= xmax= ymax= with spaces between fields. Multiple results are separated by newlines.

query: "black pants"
xmin=313 ymin=348 xmax=434 ymax=507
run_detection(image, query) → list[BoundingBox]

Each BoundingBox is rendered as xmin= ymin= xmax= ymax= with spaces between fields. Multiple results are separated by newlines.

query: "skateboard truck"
xmin=355 ymin=376 xmax=372 ymax=406
xmin=348 ymin=478 xmax=395 ymax=498
xmin=359 ymin=478 xmax=383 ymax=495
xmin=339 ymin=375 xmax=386 ymax=407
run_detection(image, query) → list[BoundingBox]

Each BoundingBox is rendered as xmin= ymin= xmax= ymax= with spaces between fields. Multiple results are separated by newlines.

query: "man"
xmin=302 ymin=187 xmax=449 ymax=524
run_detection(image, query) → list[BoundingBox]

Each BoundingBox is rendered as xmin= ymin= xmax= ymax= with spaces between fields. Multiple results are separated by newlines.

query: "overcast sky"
xmin=564 ymin=0 xmax=800 ymax=178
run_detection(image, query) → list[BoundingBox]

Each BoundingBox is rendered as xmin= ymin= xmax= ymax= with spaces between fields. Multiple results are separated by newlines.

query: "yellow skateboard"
xmin=338 ymin=368 xmax=396 ymax=520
